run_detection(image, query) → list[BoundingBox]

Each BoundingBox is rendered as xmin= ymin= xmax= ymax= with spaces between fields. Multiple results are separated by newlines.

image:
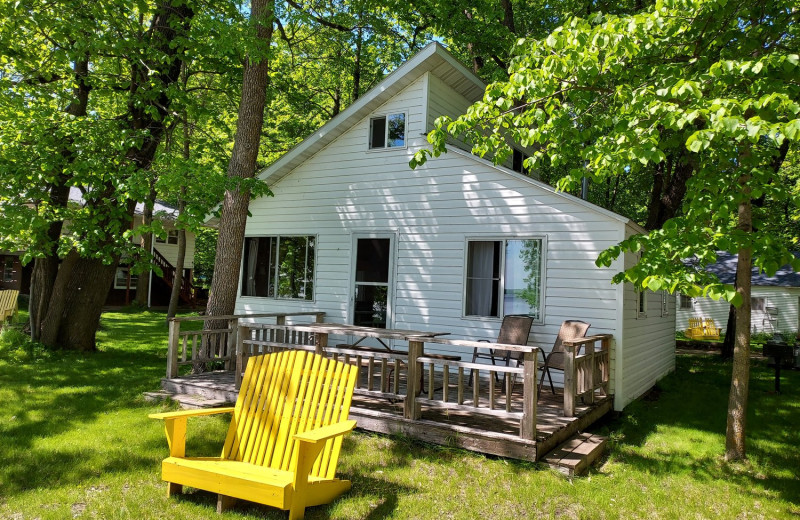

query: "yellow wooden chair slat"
xmin=0 ymin=290 xmax=19 ymax=323
xmin=150 ymin=350 xmax=358 ymax=520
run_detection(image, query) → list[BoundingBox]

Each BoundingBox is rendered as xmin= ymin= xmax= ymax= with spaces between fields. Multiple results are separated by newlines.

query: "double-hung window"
xmin=464 ymin=238 xmax=544 ymax=321
xmin=3 ymin=258 xmax=13 ymax=283
xmin=241 ymin=236 xmax=315 ymax=300
xmin=369 ymin=113 xmax=406 ymax=149
xmin=156 ymin=229 xmax=178 ymax=245
xmin=679 ymin=293 xmax=693 ymax=310
xmin=114 ymin=268 xmax=138 ymax=289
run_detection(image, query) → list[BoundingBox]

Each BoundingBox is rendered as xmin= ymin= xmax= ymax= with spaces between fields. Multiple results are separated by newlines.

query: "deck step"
xmin=144 ymin=390 xmax=231 ymax=410
xmin=542 ymin=432 xmax=607 ymax=477
xmin=160 ymin=371 xmax=238 ymax=403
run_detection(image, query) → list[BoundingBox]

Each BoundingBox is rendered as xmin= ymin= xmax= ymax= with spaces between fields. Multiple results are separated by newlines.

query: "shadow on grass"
xmin=594 ymin=353 xmax=800 ymax=505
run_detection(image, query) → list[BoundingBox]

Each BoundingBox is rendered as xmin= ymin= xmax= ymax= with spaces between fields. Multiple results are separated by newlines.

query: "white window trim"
xmin=3 ymin=258 xmax=13 ymax=283
xmin=637 ymin=289 xmax=648 ymax=319
xmin=114 ymin=267 xmax=137 ymax=290
xmin=678 ymin=293 xmax=693 ymax=310
xmin=238 ymin=234 xmax=318 ymax=302
xmin=348 ymin=232 xmax=397 ymax=330
xmin=461 ymin=235 xmax=547 ymax=324
xmin=661 ymin=290 xmax=669 ymax=317
xmin=367 ymin=111 xmax=408 ymax=151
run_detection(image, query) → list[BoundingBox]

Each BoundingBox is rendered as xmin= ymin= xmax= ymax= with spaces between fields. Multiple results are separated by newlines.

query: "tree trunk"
xmin=135 ymin=180 xmax=158 ymax=306
xmin=205 ymin=0 xmax=275 ymax=326
xmin=722 ymin=301 xmax=736 ymax=359
xmin=725 ymin=175 xmax=752 ymax=461
xmin=167 ymin=159 xmax=188 ymax=323
xmin=37 ymin=0 xmax=193 ymax=350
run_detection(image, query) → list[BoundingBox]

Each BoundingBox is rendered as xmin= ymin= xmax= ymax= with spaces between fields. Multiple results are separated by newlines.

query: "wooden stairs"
xmin=542 ymin=432 xmax=607 ymax=477
xmin=152 ymin=248 xmax=198 ymax=307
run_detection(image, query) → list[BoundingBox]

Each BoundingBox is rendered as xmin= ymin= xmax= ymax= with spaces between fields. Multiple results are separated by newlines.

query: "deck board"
xmin=161 ymin=370 xmax=612 ymax=462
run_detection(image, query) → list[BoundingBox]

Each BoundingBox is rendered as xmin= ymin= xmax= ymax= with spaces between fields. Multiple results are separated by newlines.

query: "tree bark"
xmin=645 ymin=152 xmax=693 ymax=230
xmin=30 ymin=57 xmax=91 ymax=341
xmin=205 ymin=0 xmax=275 ymax=325
xmin=725 ymin=174 xmax=752 ymax=461
xmin=168 ymin=121 xmax=190 ymax=320
xmin=135 ymin=179 xmax=157 ymax=306
xmin=722 ymin=299 xmax=736 ymax=360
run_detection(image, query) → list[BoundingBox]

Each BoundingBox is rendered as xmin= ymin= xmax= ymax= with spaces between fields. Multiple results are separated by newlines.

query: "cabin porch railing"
xmin=562 ymin=334 xmax=612 ymax=417
xmin=235 ymin=323 xmax=542 ymax=442
xmin=166 ymin=312 xmax=325 ymax=378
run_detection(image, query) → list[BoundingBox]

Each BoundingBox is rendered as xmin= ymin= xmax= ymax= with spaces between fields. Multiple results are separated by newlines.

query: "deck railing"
xmin=562 ymin=334 xmax=612 ymax=417
xmin=235 ymin=323 xmax=543 ymax=441
xmin=166 ymin=312 xmax=325 ymax=378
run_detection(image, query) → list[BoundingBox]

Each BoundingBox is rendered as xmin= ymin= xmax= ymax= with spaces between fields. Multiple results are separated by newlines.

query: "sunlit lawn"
xmin=1 ymin=309 xmax=798 ymax=519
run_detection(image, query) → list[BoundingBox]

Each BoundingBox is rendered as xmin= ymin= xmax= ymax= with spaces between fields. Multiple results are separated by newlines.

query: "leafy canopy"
xmin=411 ymin=0 xmax=800 ymax=304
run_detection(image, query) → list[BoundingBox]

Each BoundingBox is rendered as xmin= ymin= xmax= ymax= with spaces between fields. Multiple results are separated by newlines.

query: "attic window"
xmin=156 ymin=229 xmax=178 ymax=245
xmin=369 ymin=113 xmax=405 ymax=149
xmin=512 ymin=149 xmax=529 ymax=174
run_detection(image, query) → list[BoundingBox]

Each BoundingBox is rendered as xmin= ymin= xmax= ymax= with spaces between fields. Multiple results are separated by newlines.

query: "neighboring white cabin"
xmin=235 ymin=43 xmax=675 ymax=411
xmin=675 ymin=252 xmax=800 ymax=335
xmin=677 ymin=287 xmax=800 ymax=335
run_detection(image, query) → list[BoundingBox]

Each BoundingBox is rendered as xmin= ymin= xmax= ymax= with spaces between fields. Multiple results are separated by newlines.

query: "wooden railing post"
xmin=315 ymin=331 xmax=328 ymax=355
xmin=226 ymin=318 xmax=238 ymax=371
xmin=314 ymin=312 xmax=324 ymax=323
xmin=585 ymin=338 xmax=595 ymax=405
xmin=167 ymin=319 xmax=180 ymax=378
xmin=563 ymin=342 xmax=576 ymax=417
xmin=235 ymin=324 xmax=247 ymax=390
xmin=404 ymin=340 xmax=423 ymax=420
xmin=276 ymin=314 xmax=286 ymax=344
xmin=521 ymin=349 xmax=537 ymax=440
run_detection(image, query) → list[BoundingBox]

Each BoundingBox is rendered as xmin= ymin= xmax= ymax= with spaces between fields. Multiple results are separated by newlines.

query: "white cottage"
xmin=236 ymin=43 xmax=675 ymax=411
xmin=677 ymin=252 xmax=800 ymax=335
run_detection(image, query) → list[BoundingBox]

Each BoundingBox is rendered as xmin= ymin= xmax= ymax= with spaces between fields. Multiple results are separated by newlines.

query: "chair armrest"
xmin=149 ymin=407 xmax=235 ymax=457
xmin=148 ymin=407 xmax=235 ymax=420
xmin=294 ymin=420 xmax=357 ymax=444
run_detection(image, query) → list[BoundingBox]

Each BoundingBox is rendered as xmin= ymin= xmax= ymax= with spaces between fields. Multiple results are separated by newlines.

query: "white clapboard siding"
xmin=239 ymin=56 xmax=676 ymax=412
xmin=676 ymin=286 xmax=800 ymax=335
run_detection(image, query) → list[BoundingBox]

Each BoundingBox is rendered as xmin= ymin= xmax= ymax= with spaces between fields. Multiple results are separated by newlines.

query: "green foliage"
xmin=413 ymin=0 xmax=800 ymax=304
xmin=193 ymin=228 xmax=218 ymax=289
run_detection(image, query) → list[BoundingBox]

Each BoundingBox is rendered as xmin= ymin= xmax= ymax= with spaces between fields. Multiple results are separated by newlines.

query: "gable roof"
xmin=253 ymin=42 xmax=637 ymax=229
xmin=702 ymin=252 xmax=800 ymax=288
xmin=256 ymin=42 xmax=485 ymax=187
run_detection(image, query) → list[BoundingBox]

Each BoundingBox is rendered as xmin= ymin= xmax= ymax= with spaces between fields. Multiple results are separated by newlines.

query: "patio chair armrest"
xmin=149 ymin=407 xmax=235 ymax=458
xmin=148 ymin=407 xmax=235 ymax=421
xmin=294 ymin=420 xmax=357 ymax=444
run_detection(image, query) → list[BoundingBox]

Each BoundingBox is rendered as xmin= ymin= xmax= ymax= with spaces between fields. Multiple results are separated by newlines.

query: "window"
xmin=751 ymin=297 xmax=766 ymax=311
xmin=3 ymin=258 xmax=13 ymax=283
xmin=464 ymin=238 xmax=544 ymax=321
xmin=637 ymin=290 xmax=647 ymax=319
xmin=114 ymin=268 xmax=138 ymax=289
xmin=156 ymin=229 xmax=178 ymax=245
xmin=661 ymin=291 xmax=669 ymax=317
xmin=679 ymin=293 xmax=693 ymax=310
xmin=512 ymin=149 xmax=529 ymax=174
xmin=369 ymin=113 xmax=405 ymax=149
xmin=241 ymin=236 xmax=315 ymax=300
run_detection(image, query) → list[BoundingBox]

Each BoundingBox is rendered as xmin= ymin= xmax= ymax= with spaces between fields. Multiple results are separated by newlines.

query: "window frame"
xmin=678 ymin=293 xmax=693 ymax=310
xmin=661 ymin=290 xmax=669 ymax=317
xmin=156 ymin=229 xmax=178 ymax=245
xmin=751 ymin=296 xmax=766 ymax=312
xmin=3 ymin=258 xmax=14 ymax=283
xmin=512 ymin=148 xmax=530 ymax=174
xmin=637 ymin=289 xmax=648 ymax=319
xmin=240 ymin=234 xmax=317 ymax=302
xmin=114 ymin=267 xmax=138 ymax=290
xmin=462 ymin=235 xmax=546 ymax=324
xmin=368 ymin=111 xmax=408 ymax=151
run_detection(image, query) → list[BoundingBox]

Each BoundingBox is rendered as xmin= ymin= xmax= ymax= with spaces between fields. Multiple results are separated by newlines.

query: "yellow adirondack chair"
xmin=686 ymin=317 xmax=704 ymax=339
xmin=150 ymin=350 xmax=359 ymax=519
xmin=702 ymin=318 xmax=721 ymax=340
xmin=0 ymin=290 xmax=19 ymax=323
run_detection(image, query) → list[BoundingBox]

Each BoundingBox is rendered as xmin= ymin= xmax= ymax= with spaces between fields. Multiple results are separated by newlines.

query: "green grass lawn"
xmin=1 ymin=309 xmax=798 ymax=519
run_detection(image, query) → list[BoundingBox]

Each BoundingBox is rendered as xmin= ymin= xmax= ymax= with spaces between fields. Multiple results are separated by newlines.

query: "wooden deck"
xmin=161 ymin=369 xmax=613 ymax=462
